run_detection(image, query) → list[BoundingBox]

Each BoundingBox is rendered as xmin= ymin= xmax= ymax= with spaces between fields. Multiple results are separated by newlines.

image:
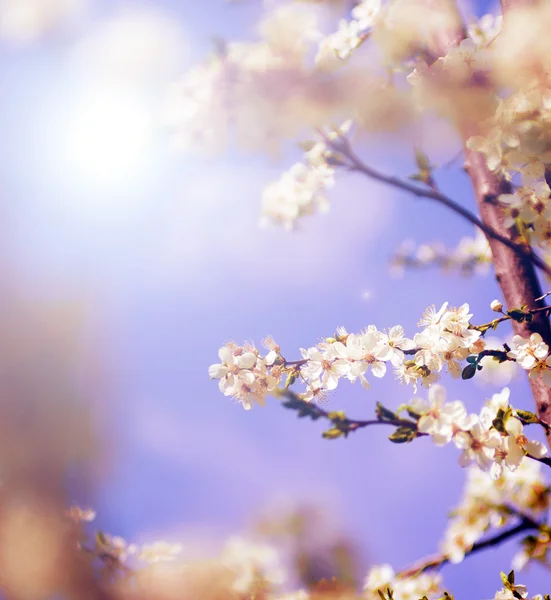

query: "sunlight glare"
xmin=65 ymin=86 xmax=152 ymax=187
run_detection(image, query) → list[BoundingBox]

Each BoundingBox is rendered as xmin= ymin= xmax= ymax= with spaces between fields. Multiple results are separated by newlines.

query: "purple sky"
xmin=0 ymin=0 xmax=548 ymax=598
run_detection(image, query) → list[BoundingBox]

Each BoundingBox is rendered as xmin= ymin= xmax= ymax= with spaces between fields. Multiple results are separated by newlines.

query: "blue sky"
xmin=0 ymin=0 xmax=548 ymax=598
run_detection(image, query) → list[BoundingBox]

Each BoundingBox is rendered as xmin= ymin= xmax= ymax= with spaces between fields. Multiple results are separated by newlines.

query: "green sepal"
xmin=388 ymin=425 xmax=417 ymax=444
xmin=376 ymin=402 xmax=398 ymax=422
xmin=323 ymin=427 xmax=344 ymax=440
xmin=507 ymin=309 xmax=529 ymax=323
xmin=516 ymin=409 xmax=540 ymax=424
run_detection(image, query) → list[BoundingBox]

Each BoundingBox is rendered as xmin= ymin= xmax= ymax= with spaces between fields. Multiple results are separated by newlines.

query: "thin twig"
xmin=325 ymin=137 xmax=551 ymax=278
xmin=399 ymin=515 xmax=540 ymax=578
xmin=278 ymin=389 xmax=426 ymax=437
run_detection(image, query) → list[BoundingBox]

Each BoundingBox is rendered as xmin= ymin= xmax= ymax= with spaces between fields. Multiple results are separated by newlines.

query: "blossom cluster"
xmin=66 ymin=507 xmax=183 ymax=565
xmin=390 ymin=229 xmax=492 ymax=277
xmin=466 ymin=87 xmax=551 ymax=255
xmin=363 ymin=563 xmax=441 ymax=600
xmin=221 ymin=536 xmax=287 ymax=595
xmin=440 ymin=459 xmax=549 ymax=566
xmin=0 ymin=0 xmax=85 ymax=43
xmin=507 ymin=333 xmax=551 ymax=386
xmin=208 ymin=339 xmax=282 ymax=410
xmin=405 ymin=12 xmax=499 ymax=93
xmin=315 ymin=0 xmax=381 ymax=65
xmin=165 ymin=4 xmax=331 ymax=156
xmin=412 ymin=386 xmax=548 ymax=478
xmin=209 ymin=302 xmax=489 ymax=409
xmin=260 ymin=123 xmax=352 ymax=230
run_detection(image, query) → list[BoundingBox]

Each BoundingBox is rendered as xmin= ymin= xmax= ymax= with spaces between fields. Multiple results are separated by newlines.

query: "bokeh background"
xmin=0 ymin=0 xmax=547 ymax=597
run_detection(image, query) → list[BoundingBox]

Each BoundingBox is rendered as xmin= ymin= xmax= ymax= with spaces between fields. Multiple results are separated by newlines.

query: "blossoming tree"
xmin=190 ymin=0 xmax=551 ymax=597
xmin=17 ymin=0 xmax=551 ymax=598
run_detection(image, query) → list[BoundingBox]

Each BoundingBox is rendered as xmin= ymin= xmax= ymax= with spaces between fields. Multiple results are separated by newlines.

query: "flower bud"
xmin=490 ymin=299 xmax=503 ymax=312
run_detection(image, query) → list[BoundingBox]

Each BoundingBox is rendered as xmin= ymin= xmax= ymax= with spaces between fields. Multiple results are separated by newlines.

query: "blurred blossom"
xmin=0 ymin=0 xmax=86 ymax=43
xmin=71 ymin=7 xmax=188 ymax=86
xmin=221 ymin=536 xmax=286 ymax=594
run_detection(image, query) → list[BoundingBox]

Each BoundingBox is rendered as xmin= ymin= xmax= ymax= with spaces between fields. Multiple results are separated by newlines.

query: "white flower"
xmin=316 ymin=19 xmax=364 ymax=63
xmin=442 ymin=518 xmax=486 ymax=563
xmin=222 ymin=537 xmax=286 ymax=594
xmin=506 ymin=417 xmax=548 ymax=462
xmin=66 ymin=506 xmax=96 ymax=523
xmin=363 ymin=563 xmax=394 ymax=594
xmin=351 ymin=0 xmax=381 ymax=30
xmin=468 ymin=14 xmax=502 ymax=46
xmin=410 ymin=384 xmax=470 ymax=446
xmin=97 ymin=534 xmax=137 ymax=563
xmin=454 ymin=420 xmax=501 ymax=470
xmin=300 ymin=346 xmax=349 ymax=390
xmin=377 ymin=325 xmax=414 ymax=367
xmin=301 ymin=382 xmax=327 ymax=404
xmin=345 ymin=328 xmax=386 ymax=389
xmin=494 ymin=584 xmax=528 ymax=600
xmin=499 ymin=192 xmax=535 ymax=227
xmin=507 ymin=333 xmax=550 ymax=369
xmin=209 ymin=345 xmax=258 ymax=396
xmin=417 ymin=302 xmax=449 ymax=327
xmin=138 ymin=541 xmax=183 ymax=564
xmin=260 ymin=161 xmax=334 ymax=230
xmin=440 ymin=303 xmax=472 ymax=336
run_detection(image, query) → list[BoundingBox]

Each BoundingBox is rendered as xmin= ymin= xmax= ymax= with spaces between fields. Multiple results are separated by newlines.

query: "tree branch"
xmin=277 ymin=390 xmax=425 ymax=440
xmin=399 ymin=514 xmax=540 ymax=578
xmin=420 ymin=0 xmax=551 ymax=451
xmin=327 ymin=139 xmax=551 ymax=279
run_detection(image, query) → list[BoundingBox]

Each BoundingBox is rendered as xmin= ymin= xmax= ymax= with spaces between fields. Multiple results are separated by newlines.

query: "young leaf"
xmin=516 ymin=409 xmax=540 ymax=424
xmin=376 ymin=402 xmax=398 ymax=422
xmin=461 ymin=364 xmax=477 ymax=380
xmin=388 ymin=426 xmax=417 ymax=444
xmin=323 ymin=427 xmax=344 ymax=440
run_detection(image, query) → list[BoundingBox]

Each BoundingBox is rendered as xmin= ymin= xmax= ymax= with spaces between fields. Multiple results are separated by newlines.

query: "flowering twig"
xmin=474 ymin=305 xmax=551 ymax=335
xmin=399 ymin=513 xmax=541 ymax=578
xmin=323 ymin=135 xmax=551 ymax=279
xmin=277 ymin=389 xmax=425 ymax=442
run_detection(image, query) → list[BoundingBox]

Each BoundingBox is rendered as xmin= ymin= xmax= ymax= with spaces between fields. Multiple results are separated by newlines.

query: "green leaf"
xmin=323 ymin=427 xmax=344 ymax=440
xmin=96 ymin=531 xmax=106 ymax=546
xmin=466 ymin=355 xmax=478 ymax=364
xmin=415 ymin=147 xmax=431 ymax=171
xmin=507 ymin=309 xmax=528 ymax=323
xmin=500 ymin=571 xmax=513 ymax=591
xmin=376 ymin=402 xmax=398 ymax=422
xmin=507 ymin=570 xmax=515 ymax=585
xmin=282 ymin=394 xmax=323 ymax=421
xmin=285 ymin=372 xmax=297 ymax=388
xmin=388 ymin=426 xmax=418 ymax=444
xmin=517 ymin=409 xmax=540 ymax=424
xmin=328 ymin=411 xmax=346 ymax=423
xmin=461 ymin=364 xmax=477 ymax=380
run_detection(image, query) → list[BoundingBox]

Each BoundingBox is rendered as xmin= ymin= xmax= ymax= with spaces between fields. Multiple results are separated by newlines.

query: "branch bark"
xmin=425 ymin=0 xmax=551 ymax=448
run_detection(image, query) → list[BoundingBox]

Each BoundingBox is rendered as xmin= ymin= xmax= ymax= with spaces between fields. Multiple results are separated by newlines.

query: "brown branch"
xmin=399 ymin=514 xmax=540 ymax=578
xmin=327 ymin=139 xmax=551 ymax=278
xmin=474 ymin=0 xmax=551 ymax=449
xmin=416 ymin=0 xmax=551 ymax=451
xmin=278 ymin=389 xmax=426 ymax=438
